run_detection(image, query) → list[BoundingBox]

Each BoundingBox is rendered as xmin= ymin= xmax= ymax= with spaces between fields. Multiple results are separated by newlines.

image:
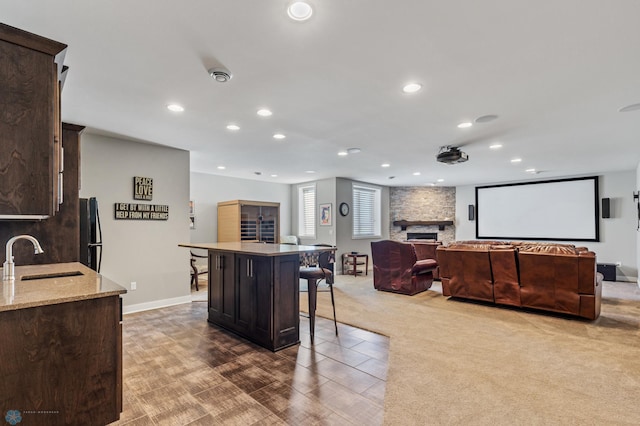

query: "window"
xmin=352 ymin=184 xmax=381 ymax=238
xmin=298 ymin=184 xmax=316 ymax=237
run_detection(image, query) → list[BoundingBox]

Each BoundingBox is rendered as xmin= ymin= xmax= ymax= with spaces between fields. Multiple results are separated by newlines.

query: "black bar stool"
xmin=300 ymin=250 xmax=337 ymax=342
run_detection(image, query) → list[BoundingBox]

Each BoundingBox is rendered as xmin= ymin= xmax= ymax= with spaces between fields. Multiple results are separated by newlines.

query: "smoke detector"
xmin=208 ymin=67 xmax=232 ymax=83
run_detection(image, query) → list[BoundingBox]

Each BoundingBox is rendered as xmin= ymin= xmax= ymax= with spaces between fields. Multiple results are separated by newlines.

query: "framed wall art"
xmin=320 ymin=203 xmax=332 ymax=226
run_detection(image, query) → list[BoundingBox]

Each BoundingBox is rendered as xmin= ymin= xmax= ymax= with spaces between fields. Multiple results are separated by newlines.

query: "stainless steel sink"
xmin=21 ymin=271 xmax=84 ymax=281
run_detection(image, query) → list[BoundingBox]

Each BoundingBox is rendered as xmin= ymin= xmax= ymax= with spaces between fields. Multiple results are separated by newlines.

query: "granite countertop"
xmin=0 ymin=262 xmax=127 ymax=312
xmin=179 ymin=242 xmax=336 ymax=256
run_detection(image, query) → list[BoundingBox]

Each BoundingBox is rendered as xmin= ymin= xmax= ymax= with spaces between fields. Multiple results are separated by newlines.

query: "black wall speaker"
xmin=602 ymin=198 xmax=610 ymax=219
xmin=468 ymin=204 xmax=475 ymax=221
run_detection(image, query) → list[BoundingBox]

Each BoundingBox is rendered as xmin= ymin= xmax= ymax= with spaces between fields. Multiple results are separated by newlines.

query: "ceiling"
xmin=3 ymin=0 xmax=640 ymax=187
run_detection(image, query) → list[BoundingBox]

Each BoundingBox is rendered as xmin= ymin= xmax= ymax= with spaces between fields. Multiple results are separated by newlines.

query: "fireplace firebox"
xmin=407 ymin=232 xmax=437 ymax=240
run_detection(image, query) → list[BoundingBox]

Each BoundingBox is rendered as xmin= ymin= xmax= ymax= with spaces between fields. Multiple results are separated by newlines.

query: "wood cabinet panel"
xmin=0 ymin=23 xmax=67 ymax=217
xmin=208 ymin=251 xmax=235 ymax=325
xmin=0 ymin=123 xmax=84 ymax=265
xmin=272 ymin=255 xmax=300 ymax=349
xmin=0 ymin=296 xmax=122 ymax=425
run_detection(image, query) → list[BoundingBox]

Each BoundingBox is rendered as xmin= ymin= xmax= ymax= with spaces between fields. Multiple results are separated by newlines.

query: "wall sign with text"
xmin=114 ymin=203 xmax=169 ymax=220
xmin=133 ymin=176 xmax=153 ymax=200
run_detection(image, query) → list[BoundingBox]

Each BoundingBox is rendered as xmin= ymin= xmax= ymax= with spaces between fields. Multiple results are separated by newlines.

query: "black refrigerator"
xmin=79 ymin=197 xmax=103 ymax=272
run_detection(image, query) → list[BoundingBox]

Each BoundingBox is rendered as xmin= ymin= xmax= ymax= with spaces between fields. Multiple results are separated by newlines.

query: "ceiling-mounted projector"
xmin=436 ymin=146 xmax=468 ymax=164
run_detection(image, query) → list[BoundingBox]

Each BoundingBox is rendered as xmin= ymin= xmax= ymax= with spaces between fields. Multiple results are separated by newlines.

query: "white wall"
xmin=80 ymin=133 xmax=191 ymax=310
xmin=456 ymin=171 xmax=638 ymax=282
xmin=335 ymin=178 xmax=390 ymax=263
xmin=289 ymin=177 xmax=389 ymax=273
xmin=190 ymin=172 xmax=291 ymax=243
xmin=291 ymin=178 xmax=337 ymax=246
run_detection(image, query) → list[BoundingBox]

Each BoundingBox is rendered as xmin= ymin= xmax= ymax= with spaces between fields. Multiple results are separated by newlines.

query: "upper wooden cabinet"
xmin=217 ymin=200 xmax=280 ymax=243
xmin=0 ymin=23 xmax=67 ymax=217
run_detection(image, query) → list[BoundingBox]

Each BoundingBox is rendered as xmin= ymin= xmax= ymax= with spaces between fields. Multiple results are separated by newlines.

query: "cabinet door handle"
xmin=247 ymin=259 xmax=254 ymax=278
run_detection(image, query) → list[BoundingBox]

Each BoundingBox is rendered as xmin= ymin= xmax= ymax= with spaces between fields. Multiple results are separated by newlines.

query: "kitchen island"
xmin=0 ymin=262 xmax=127 ymax=425
xmin=179 ymin=242 xmax=334 ymax=351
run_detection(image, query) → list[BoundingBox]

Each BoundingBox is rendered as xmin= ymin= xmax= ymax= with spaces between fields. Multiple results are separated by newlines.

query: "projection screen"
xmin=475 ymin=176 xmax=599 ymax=241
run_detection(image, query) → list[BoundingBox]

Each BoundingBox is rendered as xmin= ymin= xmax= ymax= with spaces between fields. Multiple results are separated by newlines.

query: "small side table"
xmin=343 ymin=252 xmax=369 ymax=276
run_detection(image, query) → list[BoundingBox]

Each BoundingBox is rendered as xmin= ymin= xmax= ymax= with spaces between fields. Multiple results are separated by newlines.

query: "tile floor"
xmin=110 ymin=286 xmax=388 ymax=425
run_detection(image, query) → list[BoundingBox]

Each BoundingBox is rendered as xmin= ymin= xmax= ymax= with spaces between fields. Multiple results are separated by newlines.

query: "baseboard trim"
xmin=123 ymin=295 xmax=192 ymax=315
xmin=615 ymin=275 xmax=638 ymax=283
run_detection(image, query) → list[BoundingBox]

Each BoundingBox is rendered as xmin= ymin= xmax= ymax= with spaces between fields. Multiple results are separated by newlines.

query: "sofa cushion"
xmin=518 ymin=251 xmax=581 ymax=314
xmin=489 ymin=246 xmax=520 ymax=307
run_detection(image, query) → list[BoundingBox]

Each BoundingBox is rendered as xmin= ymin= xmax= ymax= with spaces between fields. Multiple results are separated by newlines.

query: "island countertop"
xmin=0 ymin=262 xmax=127 ymax=312
xmin=179 ymin=242 xmax=335 ymax=256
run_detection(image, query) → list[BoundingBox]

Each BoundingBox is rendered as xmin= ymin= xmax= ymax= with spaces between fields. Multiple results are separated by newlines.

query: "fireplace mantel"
xmin=393 ymin=220 xmax=454 ymax=231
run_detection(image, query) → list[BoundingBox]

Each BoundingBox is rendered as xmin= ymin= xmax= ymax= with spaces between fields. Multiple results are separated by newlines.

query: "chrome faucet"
xmin=3 ymin=235 xmax=44 ymax=281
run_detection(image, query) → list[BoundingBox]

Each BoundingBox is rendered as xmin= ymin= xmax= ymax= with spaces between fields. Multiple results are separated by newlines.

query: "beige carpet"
xmin=301 ymin=275 xmax=640 ymax=425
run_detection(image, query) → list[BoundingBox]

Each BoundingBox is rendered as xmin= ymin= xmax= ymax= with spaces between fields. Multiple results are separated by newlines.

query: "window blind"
xmin=353 ymin=185 xmax=376 ymax=237
xmin=299 ymin=185 xmax=316 ymax=237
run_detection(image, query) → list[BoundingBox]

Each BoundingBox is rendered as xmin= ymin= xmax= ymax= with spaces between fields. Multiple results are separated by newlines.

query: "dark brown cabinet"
xmin=0 ymin=295 xmax=123 ymax=425
xmin=207 ymin=249 xmax=299 ymax=351
xmin=236 ymin=254 xmax=273 ymax=346
xmin=0 ymin=123 xmax=84 ymax=265
xmin=0 ymin=23 xmax=67 ymax=217
xmin=208 ymin=251 xmax=235 ymax=324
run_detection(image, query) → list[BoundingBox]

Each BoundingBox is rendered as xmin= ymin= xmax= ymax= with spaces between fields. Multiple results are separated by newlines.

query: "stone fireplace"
xmin=390 ymin=186 xmax=456 ymax=244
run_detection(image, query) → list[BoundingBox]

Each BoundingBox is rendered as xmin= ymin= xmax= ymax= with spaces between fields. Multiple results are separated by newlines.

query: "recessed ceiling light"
xmin=427 ymin=183 xmax=436 ymax=186
xmin=167 ymin=104 xmax=184 ymax=112
xmin=287 ymin=1 xmax=313 ymax=21
xmin=511 ymin=158 xmax=522 ymax=163
xmin=381 ymin=163 xmax=390 ymax=168
xmin=525 ymin=168 xmax=537 ymax=173
xmin=305 ymin=170 xmax=316 ymax=174
xmin=257 ymin=108 xmax=272 ymax=117
xmin=402 ymin=83 xmax=422 ymax=93
xmin=457 ymin=122 xmax=473 ymax=129
xmin=619 ymin=103 xmax=640 ymax=112
xmin=347 ymin=147 xmax=361 ymax=154
xmin=273 ymin=133 xmax=286 ymax=140
xmin=413 ymin=172 xmax=421 ymax=176
xmin=271 ymin=174 xmax=278 ymax=178
xmin=226 ymin=124 xmax=240 ymax=131
xmin=217 ymin=166 xmax=226 ymax=170
xmin=489 ymin=143 xmax=503 ymax=149
xmin=437 ymin=178 xmax=445 ymax=182
xmin=475 ymin=114 xmax=499 ymax=123
xmin=338 ymin=151 xmax=348 ymax=156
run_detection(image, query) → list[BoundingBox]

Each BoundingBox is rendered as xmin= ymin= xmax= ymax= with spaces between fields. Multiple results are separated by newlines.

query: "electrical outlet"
xmin=131 ymin=281 xmax=137 ymax=290
xmin=615 ymin=261 xmax=622 ymax=267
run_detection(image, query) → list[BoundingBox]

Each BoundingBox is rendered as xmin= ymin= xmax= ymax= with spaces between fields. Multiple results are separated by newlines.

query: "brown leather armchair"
xmin=406 ymin=240 xmax=442 ymax=280
xmin=371 ymin=240 xmax=438 ymax=295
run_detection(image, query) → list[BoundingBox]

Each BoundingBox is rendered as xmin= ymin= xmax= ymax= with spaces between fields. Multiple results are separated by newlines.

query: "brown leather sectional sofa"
xmin=436 ymin=241 xmax=602 ymax=319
